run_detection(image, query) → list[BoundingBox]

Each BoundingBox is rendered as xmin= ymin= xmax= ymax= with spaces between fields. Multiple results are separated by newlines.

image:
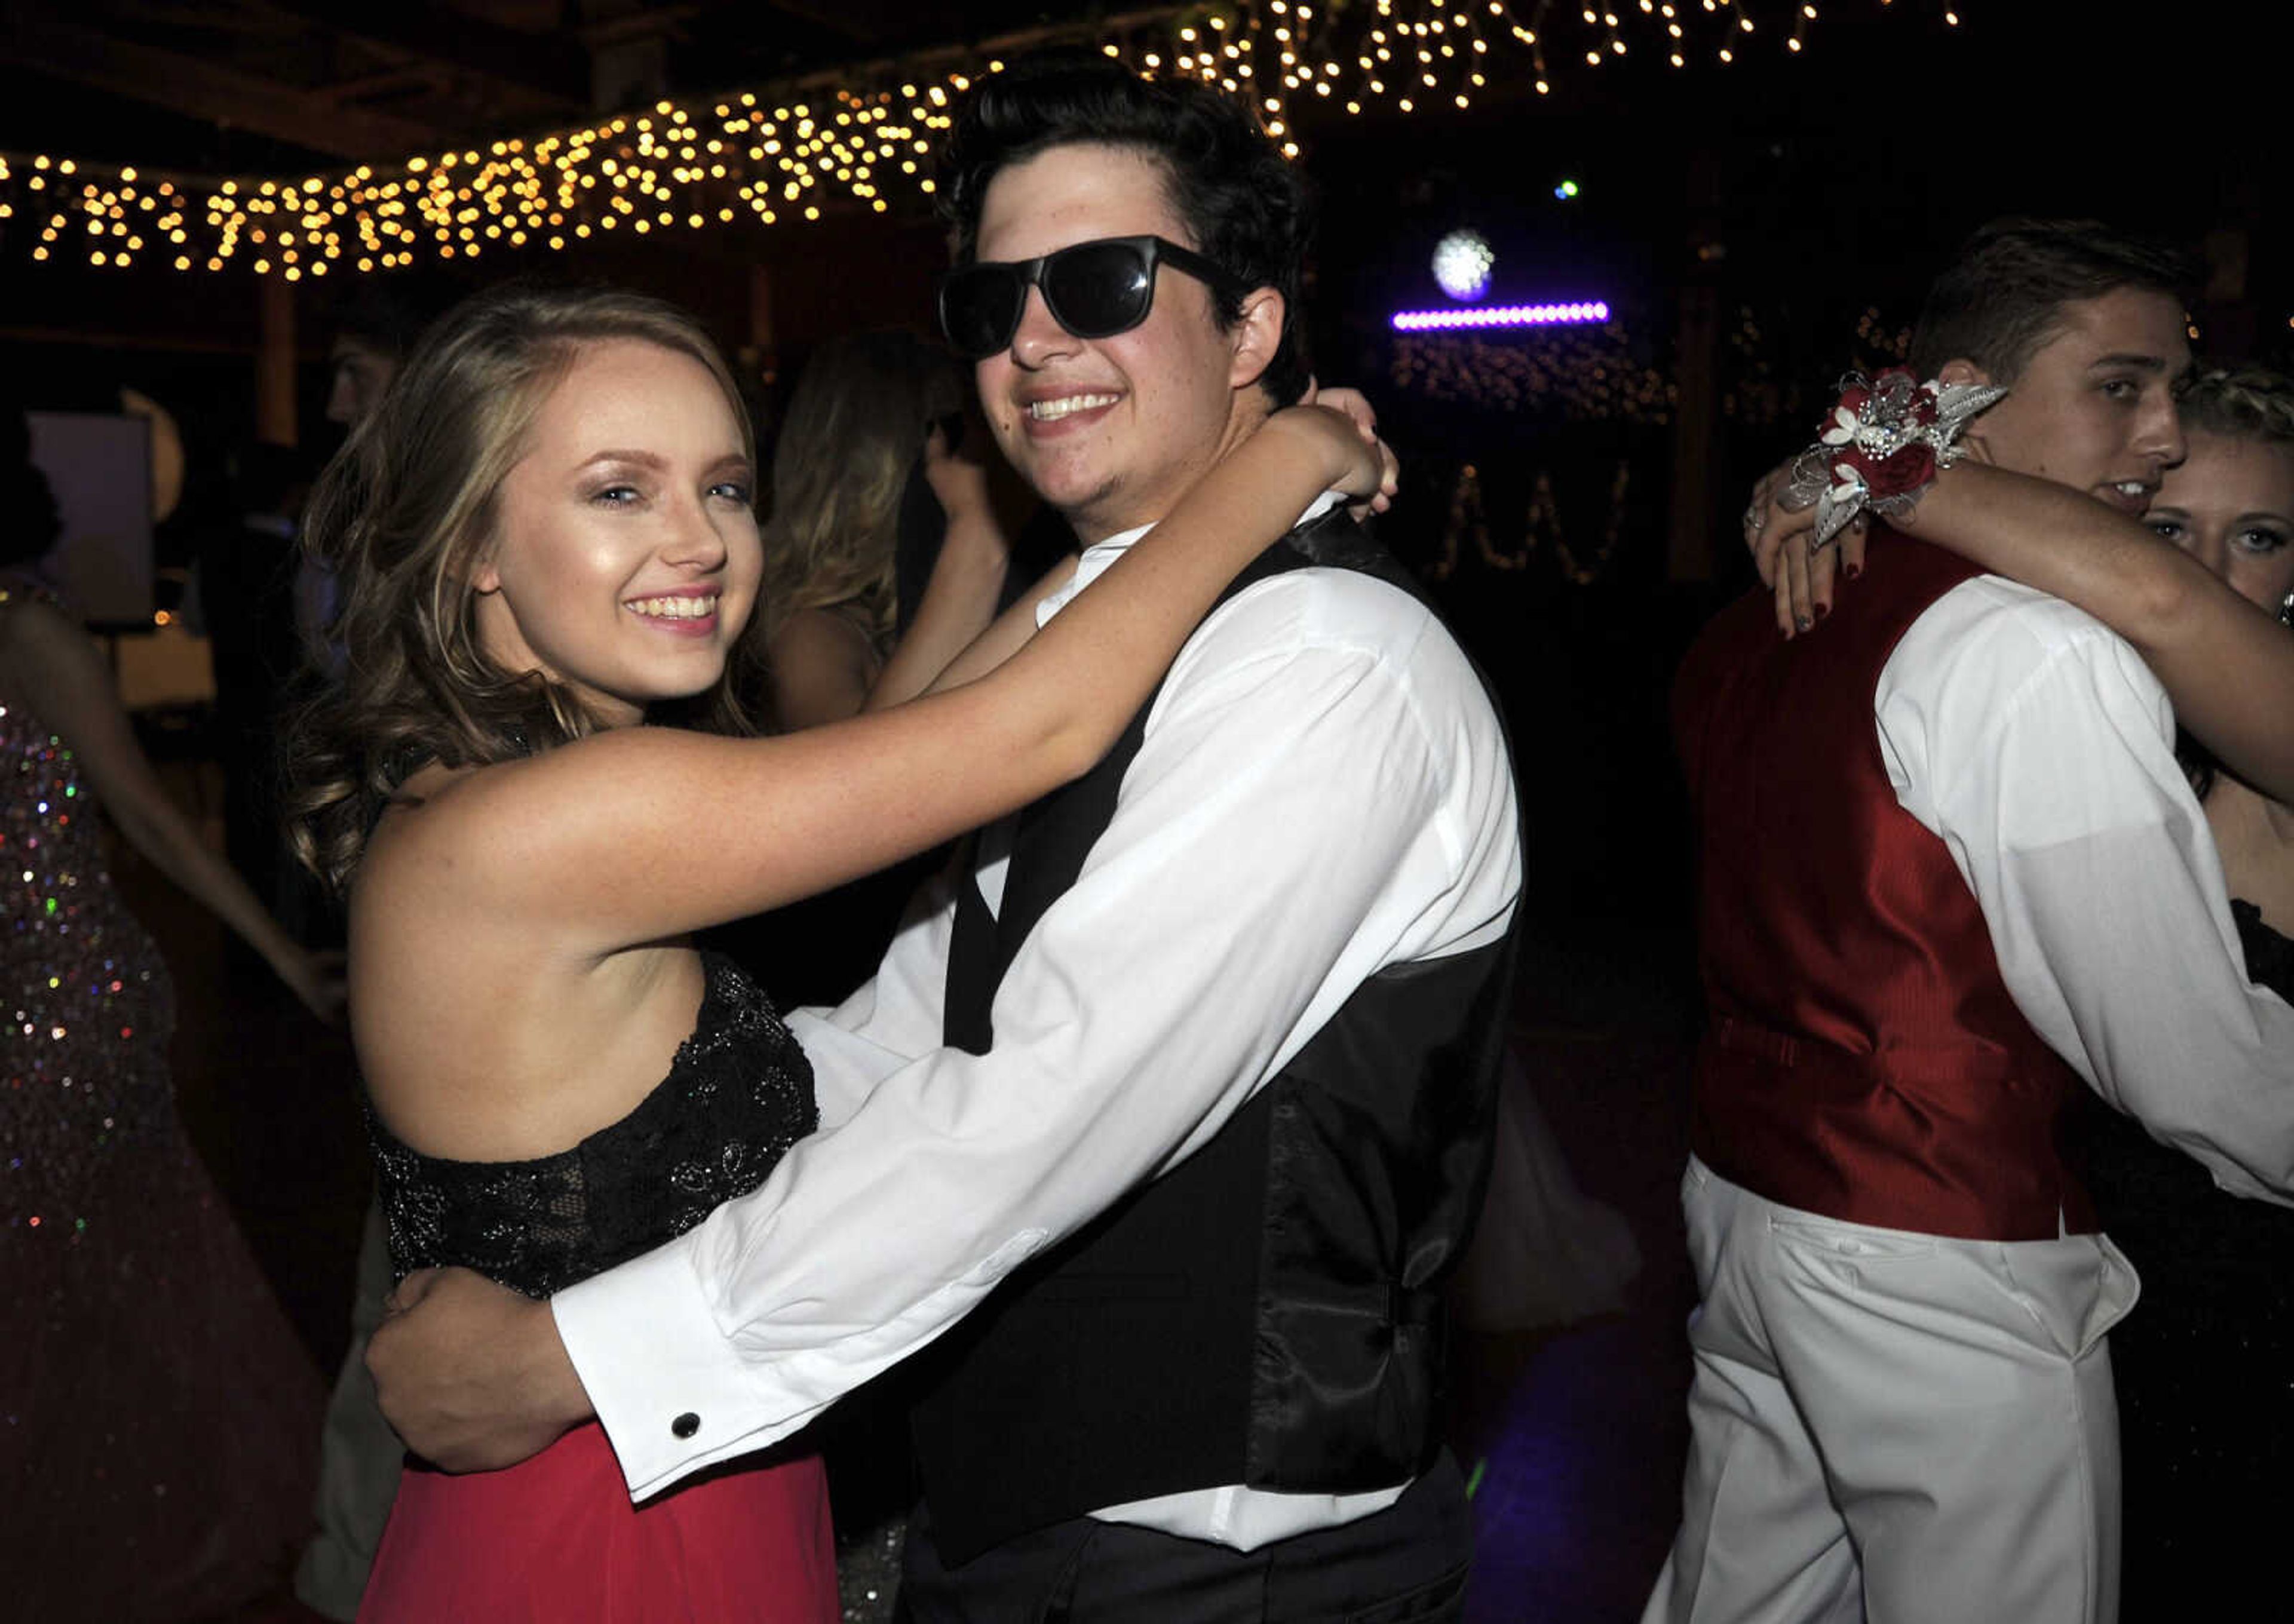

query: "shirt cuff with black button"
xmin=551 ymin=1227 xmax=814 ymax=1499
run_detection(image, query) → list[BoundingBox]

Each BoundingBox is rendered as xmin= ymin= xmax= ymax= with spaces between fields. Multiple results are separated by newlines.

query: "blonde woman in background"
xmin=722 ymin=333 xmax=1029 ymax=1018
xmin=756 ymin=331 xmax=1014 ymax=731
xmin=2053 ymin=367 xmax=2294 ymax=1607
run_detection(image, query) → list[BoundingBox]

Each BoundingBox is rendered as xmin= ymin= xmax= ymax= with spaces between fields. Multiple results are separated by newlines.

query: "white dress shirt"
xmin=1878 ymin=575 xmax=2294 ymax=1204
xmin=554 ymin=499 xmax=1523 ymax=1546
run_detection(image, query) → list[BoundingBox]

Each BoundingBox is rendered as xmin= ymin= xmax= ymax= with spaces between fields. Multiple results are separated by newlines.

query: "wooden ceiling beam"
xmin=746 ymin=0 xmax=915 ymax=47
xmin=0 ymin=8 xmax=450 ymax=162
xmin=257 ymin=2 xmax=593 ymax=112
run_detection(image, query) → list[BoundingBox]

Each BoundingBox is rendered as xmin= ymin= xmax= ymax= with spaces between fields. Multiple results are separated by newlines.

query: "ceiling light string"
xmin=0 ymin=1 xmax=1958 ymax=275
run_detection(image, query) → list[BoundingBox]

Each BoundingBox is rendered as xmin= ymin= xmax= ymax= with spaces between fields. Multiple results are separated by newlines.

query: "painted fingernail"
xmin=1795 ymin=615 xmax=1812 ymax=633
xmin=1814 ymin=601 xmax=1830 ymax=621
xmin=1844 ymin=563 xmax=1861 ymax=580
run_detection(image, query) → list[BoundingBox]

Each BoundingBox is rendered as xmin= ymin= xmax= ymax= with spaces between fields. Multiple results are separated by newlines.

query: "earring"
xmin=2281 ymin=588 xmax=2294 ymax=628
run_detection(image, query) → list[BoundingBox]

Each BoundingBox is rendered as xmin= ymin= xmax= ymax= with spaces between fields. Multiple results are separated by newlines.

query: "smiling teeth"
xmin=2113 ymin=482 xmax=2149 ymax=496
xmin=629 ymin=595 xmax=717 ymax=619
xmin=1029 ymin=393 xmax=1120 ymax=421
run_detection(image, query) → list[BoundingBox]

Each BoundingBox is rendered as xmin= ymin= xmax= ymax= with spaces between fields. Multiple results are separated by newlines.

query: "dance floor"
xmin=136 ymin=821 xmax=1700 ymax=1623
xmin=1454 ymin=940 xmax=1699 ymax=1622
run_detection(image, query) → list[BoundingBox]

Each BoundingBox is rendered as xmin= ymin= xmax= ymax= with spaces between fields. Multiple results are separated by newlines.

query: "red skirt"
xmin=358 ymin=1422 xmax=838 ymax=1623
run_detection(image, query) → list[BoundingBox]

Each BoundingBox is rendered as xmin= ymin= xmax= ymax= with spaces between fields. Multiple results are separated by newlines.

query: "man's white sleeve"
xmin=785 ymin=868 xmax=960 ymax=1131
xmin=551 ymin=576 xmax=1519 ymax=1499
xmin=1881 ymin=576 xmax=2294 ymax=1204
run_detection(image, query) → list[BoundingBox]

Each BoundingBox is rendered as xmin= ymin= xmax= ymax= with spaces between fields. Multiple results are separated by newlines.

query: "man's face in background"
xmin=327 ymin=336 xmax=401 ymax=429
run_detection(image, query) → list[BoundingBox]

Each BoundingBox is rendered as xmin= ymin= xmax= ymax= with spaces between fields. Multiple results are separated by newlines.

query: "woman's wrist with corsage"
xmin=1785 ymin=368 xmax=2007 ymax=550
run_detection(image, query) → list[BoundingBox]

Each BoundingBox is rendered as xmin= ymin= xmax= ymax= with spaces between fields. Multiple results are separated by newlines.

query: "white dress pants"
xmin=1642 ymin=1158 xmax=2139 ymax=1624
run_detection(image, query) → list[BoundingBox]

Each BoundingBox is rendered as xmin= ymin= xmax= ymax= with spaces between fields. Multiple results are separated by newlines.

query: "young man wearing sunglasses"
xmin=367 ymin=56 xmax=1522 ymax=1620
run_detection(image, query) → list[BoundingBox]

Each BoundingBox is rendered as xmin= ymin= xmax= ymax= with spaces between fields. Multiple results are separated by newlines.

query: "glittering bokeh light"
xmin=1432 ymin=228 xmax=1496 ymax=302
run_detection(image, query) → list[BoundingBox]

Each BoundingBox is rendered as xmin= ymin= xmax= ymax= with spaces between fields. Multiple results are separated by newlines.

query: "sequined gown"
xmin=1 ymin=599 xmax=322 ymax=1620
xmin=355 ymin=951 xmax=838 ymax=1623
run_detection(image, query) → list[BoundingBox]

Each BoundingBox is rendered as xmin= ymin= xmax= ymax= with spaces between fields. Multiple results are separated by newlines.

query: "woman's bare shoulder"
xmin=771 ymin=604 xmax=881 ymax=667
xmin=358 ymin=749 xmax=596 ymax=880
xmin=0 ymin=595 xmax=127 ymax=742
xmin=352 ymin=727 xmax=765 ymax=923
xmin=768 ymin=607 xmax=881 ymax=728
xmin=0 ymin=590 xmax=82 ymax=662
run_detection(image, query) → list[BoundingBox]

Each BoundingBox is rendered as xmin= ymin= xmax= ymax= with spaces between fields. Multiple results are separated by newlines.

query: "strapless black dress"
xmin=368 ymin=951 xmax=817 ymax=1295
xmin=2077 ymin=900 xmax=2294 ymax=1610
xmin=357 ymin=953 xmax=837 ymax=1624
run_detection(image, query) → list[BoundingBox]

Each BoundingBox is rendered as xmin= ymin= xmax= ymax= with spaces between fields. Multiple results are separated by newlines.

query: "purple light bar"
xmin=1391 ymin=300 xmax=1611 ymax=331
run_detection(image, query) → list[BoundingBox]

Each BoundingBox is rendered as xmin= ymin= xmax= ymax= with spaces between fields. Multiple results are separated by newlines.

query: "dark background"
xmin=6 ymin=4 xmax=2280 ymax=935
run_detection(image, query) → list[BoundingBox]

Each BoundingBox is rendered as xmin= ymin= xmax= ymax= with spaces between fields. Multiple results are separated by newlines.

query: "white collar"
xmin=1041 ymin=489 xmax=1345 ymax=625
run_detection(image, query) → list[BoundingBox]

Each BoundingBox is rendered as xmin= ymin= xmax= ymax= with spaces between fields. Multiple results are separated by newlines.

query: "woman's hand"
xmin=1744 ymin=428 xmax=1999 ymax=636
xmin=922 ymin=419 xmax=996 ymax=529
xmin=1268 ymin=383 xmax=1400 ymax=516
xmin=866 ymin=415 xmax=1025 ymax=713
xmin=1743 ymin=457 xmax=1868 ymax=637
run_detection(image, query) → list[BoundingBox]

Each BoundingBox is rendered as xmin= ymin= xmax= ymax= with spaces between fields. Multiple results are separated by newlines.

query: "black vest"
xmin=910 ymin=511 xmax=1519 ymax=1562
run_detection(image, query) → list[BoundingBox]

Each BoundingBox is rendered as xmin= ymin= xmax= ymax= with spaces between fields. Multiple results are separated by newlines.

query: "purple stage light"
xmin=1390 ymin=301 xmax=1611 ymax=331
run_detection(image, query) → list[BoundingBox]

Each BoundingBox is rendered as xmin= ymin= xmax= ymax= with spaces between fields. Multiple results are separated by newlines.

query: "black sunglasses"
xmin=938 ymin=235 xmax=1244 ymax=361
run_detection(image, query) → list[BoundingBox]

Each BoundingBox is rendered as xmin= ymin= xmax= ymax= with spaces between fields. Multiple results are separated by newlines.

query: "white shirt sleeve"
xmin=784 ymin=869 xmax=959 ymax=1132
xmin=551 ymin=569 xmax=1521 ymax=1500
xmin=1879 ymin=576 xmax=2294 ymax=1205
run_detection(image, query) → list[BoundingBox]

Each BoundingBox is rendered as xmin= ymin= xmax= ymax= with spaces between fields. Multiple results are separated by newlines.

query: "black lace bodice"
xmin=368 ymin=953 xmax=817 ymax=1297
xmin=2074 ymin=896 xmax=2294 ymax=1595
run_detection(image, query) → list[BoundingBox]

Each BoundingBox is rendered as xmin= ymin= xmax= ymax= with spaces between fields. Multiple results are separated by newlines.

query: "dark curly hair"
xmin=938 ymin=53 xmax=1313 ymax=406
xmin=1908 ymin=218 xmax=2197 ymax=383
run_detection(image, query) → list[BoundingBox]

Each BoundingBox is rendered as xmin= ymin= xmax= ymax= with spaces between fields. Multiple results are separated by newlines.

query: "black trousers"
xmin=898 ymin=1452 xmax=1473 ymax=1624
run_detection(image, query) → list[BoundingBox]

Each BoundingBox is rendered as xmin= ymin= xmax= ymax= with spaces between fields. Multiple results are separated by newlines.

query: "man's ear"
xmin=1937 ymin=358 xmax=1989 ymax=388
xmin=1226 ymin=287 xmax=1286 ymax=392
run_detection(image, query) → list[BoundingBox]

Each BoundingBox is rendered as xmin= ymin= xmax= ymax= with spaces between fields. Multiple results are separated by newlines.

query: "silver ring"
xmin=1743 ymin=505 xmax=1765 ymax=530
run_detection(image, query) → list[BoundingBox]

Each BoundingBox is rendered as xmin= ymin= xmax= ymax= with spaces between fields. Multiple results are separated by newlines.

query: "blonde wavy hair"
xmin=2180 ymin=363 xmax=2294 ymax=447
xmin=285 ymin=283 xmax=759 ymax=893
xmin=2171 ymin=363 xmax=2294 ymax=802
xmin=756 ymin=330 xmax=962 ymax=653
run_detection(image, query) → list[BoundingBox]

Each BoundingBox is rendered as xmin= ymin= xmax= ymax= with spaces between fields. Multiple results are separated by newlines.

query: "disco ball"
xmin=1432 ymin=229 xmax=1495 ymax=303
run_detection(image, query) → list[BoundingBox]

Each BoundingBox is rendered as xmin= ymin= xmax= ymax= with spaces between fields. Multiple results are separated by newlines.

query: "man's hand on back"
xmin=367 ymin=1266 xmax=596 ymax=1472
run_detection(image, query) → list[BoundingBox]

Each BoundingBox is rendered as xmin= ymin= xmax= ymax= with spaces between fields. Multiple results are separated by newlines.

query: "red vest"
xmin=1674 ymin=529 xmax=2093 ymax=1241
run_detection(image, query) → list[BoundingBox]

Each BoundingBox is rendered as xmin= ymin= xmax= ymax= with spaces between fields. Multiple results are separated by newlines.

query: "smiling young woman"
xmin=462 ymin=338 xmax=763 ymax=730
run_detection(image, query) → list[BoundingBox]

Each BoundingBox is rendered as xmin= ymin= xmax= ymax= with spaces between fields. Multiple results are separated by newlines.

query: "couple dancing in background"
xmin=300 ymin=54 xmax=1520 ymax=1623
xmin=1654 ymin=221 xmax=2294 ymax=1621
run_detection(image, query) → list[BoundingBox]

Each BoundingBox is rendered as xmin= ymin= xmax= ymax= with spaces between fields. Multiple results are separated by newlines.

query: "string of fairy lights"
xmin=0 ymin=1 xmax=1960 ymax=278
